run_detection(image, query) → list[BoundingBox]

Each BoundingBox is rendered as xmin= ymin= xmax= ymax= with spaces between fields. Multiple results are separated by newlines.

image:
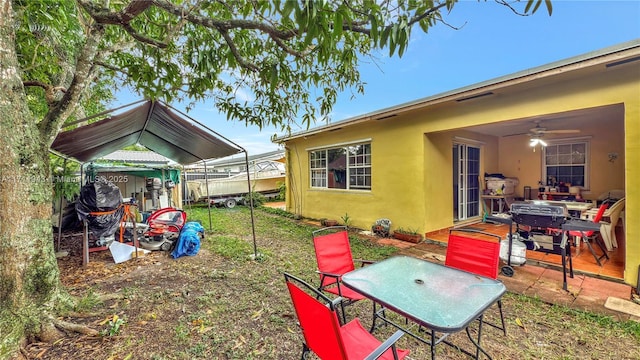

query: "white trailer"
xmin=185 ymin=160 xmax=284 ymax=208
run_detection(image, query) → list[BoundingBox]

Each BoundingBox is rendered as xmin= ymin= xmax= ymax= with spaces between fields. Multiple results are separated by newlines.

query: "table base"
xmin=370 ymin=304 xmax=493 ymax=360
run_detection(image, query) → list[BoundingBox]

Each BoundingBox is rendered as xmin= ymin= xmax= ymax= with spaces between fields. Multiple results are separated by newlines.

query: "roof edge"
xmin=274 ymin=39 xmax=640 ymax=143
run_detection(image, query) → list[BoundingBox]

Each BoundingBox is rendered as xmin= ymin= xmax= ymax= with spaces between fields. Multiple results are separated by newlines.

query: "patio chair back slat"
xmin=313 ymin=229 xmax=356 ymax=287
xmin=446 ymin=231 xmax=501 ymax=279
xmin=286 ymin=279 xmax=347 ymax=359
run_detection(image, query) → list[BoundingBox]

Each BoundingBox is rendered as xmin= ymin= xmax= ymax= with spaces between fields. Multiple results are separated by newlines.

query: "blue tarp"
xmin=171 ymin=222 xmax=204 ymax=259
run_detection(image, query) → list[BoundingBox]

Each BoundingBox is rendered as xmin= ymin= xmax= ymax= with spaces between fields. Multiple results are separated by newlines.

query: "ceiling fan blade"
xmin=502 ymin=132 xmax=530 ymax=137
xmin=542 ymin=129 xmax=580 ymax=134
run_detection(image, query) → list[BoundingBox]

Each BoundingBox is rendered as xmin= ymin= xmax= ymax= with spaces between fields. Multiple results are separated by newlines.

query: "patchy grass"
xmin=36 ymin=205 xmax=640 ymax=360
xmin=72 ymin=287 xmax=102 ymax=313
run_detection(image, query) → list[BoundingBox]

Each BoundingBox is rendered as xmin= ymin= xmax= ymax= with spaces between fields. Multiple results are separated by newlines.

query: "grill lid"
xmin=510 ymin=201 xmax=569 ymax=228
xmin=510 ymin=201 xmax=568 ymax=217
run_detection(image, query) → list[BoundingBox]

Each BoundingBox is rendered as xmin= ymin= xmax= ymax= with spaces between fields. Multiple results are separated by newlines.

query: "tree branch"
xmin=94 ymin=60 xmax=128 ymax=76
xmin=494 ymin=0 xmax=535 ymax=16
xmin=407 ymin=2 xmax=449 ymax=27
xmin=152 ymin=0 xmax=298 ymax=40
xmin=38 ymin=23 xmax=105 ymax=145
xmin=77 ymin=0 xmax=168 ymax=48
xmin=77 ymin=0 xmax=153 ymax=24
xmin=121 ymin=22 xmax=168 ymax=48
xmin=219 ymin=29 xmax=259 ymax=72
xmin=23 ymin=81 xmax=67 ymax=104
xmin=268 ymin=34 xmax=314 ymax=59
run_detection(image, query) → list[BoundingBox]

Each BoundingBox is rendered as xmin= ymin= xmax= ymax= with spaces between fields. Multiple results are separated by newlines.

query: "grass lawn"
xmin=37 ymin=204 xmax=640 ymax=359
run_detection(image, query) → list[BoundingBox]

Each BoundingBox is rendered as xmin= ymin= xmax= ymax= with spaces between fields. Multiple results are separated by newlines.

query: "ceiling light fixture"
xmin=529 ymin=138 xmax=547 ymax=147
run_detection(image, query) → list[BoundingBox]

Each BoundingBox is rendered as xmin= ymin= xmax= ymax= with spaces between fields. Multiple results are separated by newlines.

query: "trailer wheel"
xmin=224 ymin=198 xmax=237 ymax=208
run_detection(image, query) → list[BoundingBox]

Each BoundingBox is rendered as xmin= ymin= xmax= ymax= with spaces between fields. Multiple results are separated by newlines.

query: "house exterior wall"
xmin=283 ymin=55 xmax=639 ymax=285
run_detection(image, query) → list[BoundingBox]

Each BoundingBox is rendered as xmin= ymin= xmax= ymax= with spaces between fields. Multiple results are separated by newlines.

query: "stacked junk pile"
xmin=74 ymin=177 xmax=204 ymax=262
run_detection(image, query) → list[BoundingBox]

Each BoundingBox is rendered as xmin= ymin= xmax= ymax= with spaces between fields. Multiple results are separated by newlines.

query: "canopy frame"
xmin=51 ymin=100 xmax=259 ymax=259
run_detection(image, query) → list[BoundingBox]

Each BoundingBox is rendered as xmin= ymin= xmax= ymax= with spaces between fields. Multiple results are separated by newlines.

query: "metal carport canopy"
xmin=51 ymin=100 xmax=260 ymax=259
xmin=51 ymin=100 xmax=243 ymax=164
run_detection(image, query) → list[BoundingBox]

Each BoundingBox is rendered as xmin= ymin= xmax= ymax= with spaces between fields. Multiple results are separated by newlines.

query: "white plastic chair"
xmin=600 ymin=198 xmax=625 ymax=250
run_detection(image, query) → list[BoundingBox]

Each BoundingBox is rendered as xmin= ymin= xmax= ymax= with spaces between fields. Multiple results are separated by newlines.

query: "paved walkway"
xmin=375 ymin=237 xmax=640 ymax=322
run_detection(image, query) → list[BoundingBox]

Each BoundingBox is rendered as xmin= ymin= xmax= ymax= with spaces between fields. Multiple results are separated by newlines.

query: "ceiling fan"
xmin=525 ymin=121 xmax=580 ymax=148
xmin=528 ymin=121 xmax=580 ymax=136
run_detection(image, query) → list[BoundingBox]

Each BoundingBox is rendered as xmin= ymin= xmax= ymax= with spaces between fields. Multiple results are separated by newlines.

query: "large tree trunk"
xmin=0 ymin=2 xmax=69 ymax=358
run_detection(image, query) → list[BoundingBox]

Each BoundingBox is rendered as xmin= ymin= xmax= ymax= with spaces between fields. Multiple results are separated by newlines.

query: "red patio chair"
xmin=547 ymin=202 xmax=610 ymax=266
xmin=568 ymin=202 xmax=610 ymax=266
xmin=284 ymin=272 xmax=410 ymax=360
xmin=312 ymin=226 xmax=374 ymax=323
xmin=446 ymin=229 xmax=507 ymax=336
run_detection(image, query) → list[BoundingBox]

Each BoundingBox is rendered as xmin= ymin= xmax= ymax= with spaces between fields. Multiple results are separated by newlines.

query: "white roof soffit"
xmin=273 ymin=39 xmax=640 ymax=143
xmin=51 ymin=100 xmax=243 ymax=165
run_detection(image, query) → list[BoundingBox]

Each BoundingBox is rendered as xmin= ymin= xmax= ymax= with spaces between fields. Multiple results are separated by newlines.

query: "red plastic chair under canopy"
xmin=445 ymin=229 xmax=506 ymax=335
xmin=284 ymin=272 xmax=410 ymax=360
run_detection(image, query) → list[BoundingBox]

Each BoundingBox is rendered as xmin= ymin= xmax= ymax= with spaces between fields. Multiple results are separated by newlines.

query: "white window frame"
xmin=309 ymin=151 xmax=327 ymax=188
xmin=309 ymin=142 xmax=371 ymax=191
xmin=542 ymin=137 xmax=590 ymax=189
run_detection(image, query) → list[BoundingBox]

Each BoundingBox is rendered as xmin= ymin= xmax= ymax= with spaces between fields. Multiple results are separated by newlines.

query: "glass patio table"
xmin=342 ymin=255 xmax=506 ymax=360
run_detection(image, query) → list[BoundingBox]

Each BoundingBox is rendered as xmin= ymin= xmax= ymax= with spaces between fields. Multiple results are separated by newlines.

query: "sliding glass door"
xmin=453 ymin=143 xmax=480 ymax=221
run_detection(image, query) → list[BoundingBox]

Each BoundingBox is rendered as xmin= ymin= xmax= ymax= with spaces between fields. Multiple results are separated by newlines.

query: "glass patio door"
xmin=453 ymin=143 xmax=480 ymax=221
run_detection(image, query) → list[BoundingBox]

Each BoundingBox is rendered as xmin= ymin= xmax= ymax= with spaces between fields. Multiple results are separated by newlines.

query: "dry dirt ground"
xmin=22 ymin=214 xmax=640 ymax=360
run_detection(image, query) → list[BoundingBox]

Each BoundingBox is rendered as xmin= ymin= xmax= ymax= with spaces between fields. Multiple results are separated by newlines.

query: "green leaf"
xmin=397 ymin=31 xmax=407 ymax=57
xmin=525 ymin=0 xmax=534 ymax=14
xmin=532 ymin=0 xmax=542 ymax=14
xmin=369 ymin=14 xmax=378 ymax=41
xmin=282 ymin=0 xmax=294 ymax=18
xmin=333 ymin=10 xmax=343 ymax=39
xmin=545 ymin=0 xmax=553 ymax=15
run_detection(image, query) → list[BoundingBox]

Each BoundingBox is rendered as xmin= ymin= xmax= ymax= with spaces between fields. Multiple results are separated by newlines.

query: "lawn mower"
xmin=138 ymin=207 xmax=187 ymax=251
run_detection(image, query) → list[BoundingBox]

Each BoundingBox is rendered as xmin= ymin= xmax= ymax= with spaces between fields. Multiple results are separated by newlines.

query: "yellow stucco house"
xmin=275 ymin=40 xmax=639 ymax=286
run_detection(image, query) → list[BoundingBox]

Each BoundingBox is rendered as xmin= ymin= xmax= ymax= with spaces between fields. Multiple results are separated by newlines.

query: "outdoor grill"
xmin=510 ymin=201 xmax=569 ymax=253
xmin=510 ymin=201 xmax=569 ymax=229
xmin=509 ymin=201 xmax=574 ymax=290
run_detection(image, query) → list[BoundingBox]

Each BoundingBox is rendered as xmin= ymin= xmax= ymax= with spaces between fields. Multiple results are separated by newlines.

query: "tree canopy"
xmin=0 ymin=1 xmax=551 ymax=358
xmin=19 ymin=0 xmax=551 ymax=138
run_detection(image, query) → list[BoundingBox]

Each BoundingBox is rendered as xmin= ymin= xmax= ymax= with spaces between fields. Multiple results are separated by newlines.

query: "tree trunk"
xmin=0 ymin=2 xmax=69 ymax=358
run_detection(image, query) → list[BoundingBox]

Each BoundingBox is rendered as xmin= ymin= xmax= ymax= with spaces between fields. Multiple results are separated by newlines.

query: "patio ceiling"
xmin=461 ymin=104 xmax=622 ymax=138
xmin=51 ymin=100 xmax=243 ymax=165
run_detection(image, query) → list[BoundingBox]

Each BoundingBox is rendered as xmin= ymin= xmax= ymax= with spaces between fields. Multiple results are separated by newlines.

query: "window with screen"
xmin=543 ymin=140 xmax=588 ymax=188
xmin=309 ymin=143 xmax=371 ymax=190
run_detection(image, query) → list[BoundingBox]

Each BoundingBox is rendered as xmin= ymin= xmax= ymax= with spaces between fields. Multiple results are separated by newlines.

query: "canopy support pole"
xmin=243 ymin=151 xmax=258 ymax=258
xmin=182 ymin=166 xmax=192 ymax=211
xmin=170 ymin=104 xmax=258 ymax=260
xmin=203 ymin=160 xmax=212 ymax=230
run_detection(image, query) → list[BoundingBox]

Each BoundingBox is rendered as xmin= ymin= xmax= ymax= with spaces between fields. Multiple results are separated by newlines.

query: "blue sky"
xmin=115 ymin=0 xmax=640 ymax=157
